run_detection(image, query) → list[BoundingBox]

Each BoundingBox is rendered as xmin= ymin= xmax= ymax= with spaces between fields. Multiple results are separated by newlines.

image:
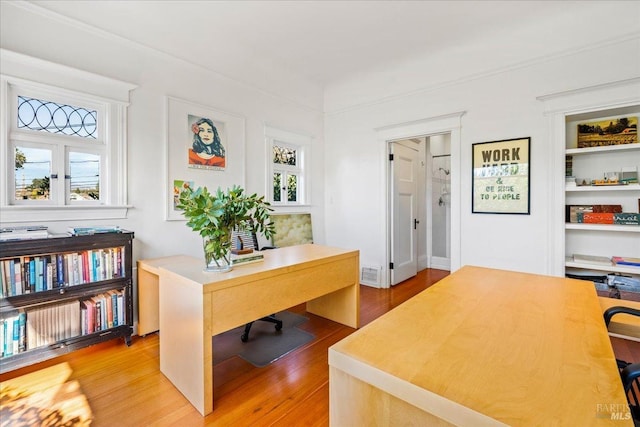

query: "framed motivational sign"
xmin=472 ymin=137 xmax=530 ymax=214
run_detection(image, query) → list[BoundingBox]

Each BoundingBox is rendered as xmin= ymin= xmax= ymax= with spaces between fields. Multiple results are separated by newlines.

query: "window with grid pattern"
xmin=265 ymin=126 xmax=311 ymax=206
xmin=1 ymin=50 xmax=135 ymax=222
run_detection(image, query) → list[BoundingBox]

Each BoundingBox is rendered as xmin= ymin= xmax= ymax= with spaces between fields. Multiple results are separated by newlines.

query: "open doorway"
xmin=389 ymin=133 xmax=451 ymax=286
xmin=428 ymin=134 xmax=451 ymax=271
xmin=377 ymin=111 xmax=464 ymax=288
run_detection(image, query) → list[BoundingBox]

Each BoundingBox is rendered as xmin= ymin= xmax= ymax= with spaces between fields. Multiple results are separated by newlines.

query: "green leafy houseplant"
xmin=176 ymin=185 xmax=275 ymax=272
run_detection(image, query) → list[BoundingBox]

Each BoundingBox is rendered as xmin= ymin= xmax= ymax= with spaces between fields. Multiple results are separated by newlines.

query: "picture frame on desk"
xmin=472 ymin=137 xmax=530 ymax=214
xmin=165 ymin=97 xmax=245 ymax=221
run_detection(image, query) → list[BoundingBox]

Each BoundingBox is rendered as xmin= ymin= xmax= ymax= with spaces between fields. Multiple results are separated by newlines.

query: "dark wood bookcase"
xmin=0 ymin=231 xmax=134 ymax=373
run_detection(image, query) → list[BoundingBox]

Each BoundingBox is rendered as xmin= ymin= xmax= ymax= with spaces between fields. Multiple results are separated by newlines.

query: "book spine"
xmin=35 ymin=257 xmax=43 ymax=292
xmin=613 ymin=213 xmax=640 ymax=225
xmin=13 ymin=260 xmax=21 ymax=296
xmin=22 ymin=257 xmax=30 ymax=294
xmin=46 ymin=257 xmax=53 ymax=290
xmin=72 ymin=253 xmax=79 ymax=286
xmin=65 ymin=254 xmax=72 ymax=286
xmin=28 ymin=258 xmax=36 ymax=292
xmin=8 ymin=259 xmax=15 ymax=296
xmin=580 ymin=212 xmax=614 ymax=224
xmin=592 ymin=204 xmax=623 ymax=213
xmin=18 ymin=310 xmax=26 ymax=353
xmin=12 ymin=315 xmax=19 ymax=355
xmin=56 ymin=254 xmax=63 ymax=287
xmin=83 ymin=251 xmax=90 ymax=283
xmin=106 ymin=292 xmax=114 ymax=328
xmin=0 ymin=261 xmax=5 ymax=298
xmin=42 ymin=256 xmax=49 ymax=290
xmin=4 ymin=317 xmax=13 ymax=356
xmin=86 ymin=299 xmax=95 ymax=334
xmin=117 ymin=293 xmax=125 ymax=325
xmin=111 ymin=291 xmax=119 ymax=326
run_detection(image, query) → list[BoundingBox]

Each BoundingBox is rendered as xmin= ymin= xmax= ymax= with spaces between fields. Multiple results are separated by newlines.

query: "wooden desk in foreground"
xmin=329 ymin=266 xmax=631 ymax=426
xmin=159 ymin=244 xmax=359 ymax=416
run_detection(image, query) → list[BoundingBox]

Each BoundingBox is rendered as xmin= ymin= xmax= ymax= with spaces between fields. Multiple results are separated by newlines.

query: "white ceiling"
xmin=29 ymin=0 xmax=609 ymax=88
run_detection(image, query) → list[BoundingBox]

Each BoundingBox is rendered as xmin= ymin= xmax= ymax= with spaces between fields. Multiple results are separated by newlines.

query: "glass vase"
xmin=203 ymin=236 xmax=232 ymax=272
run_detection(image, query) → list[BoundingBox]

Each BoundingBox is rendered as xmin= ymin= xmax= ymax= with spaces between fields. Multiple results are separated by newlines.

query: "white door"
xmin=390 ymin=142 xmax=419 ymax=285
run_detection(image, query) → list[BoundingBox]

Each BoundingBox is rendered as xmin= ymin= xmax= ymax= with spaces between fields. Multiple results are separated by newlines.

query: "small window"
xmin=1 ymin=50 xmax=135 ymax=222
xmin=265 ymin=126 xmax=311 ymax=206
xmin=9 ymin=90 xmax=105 ymax=207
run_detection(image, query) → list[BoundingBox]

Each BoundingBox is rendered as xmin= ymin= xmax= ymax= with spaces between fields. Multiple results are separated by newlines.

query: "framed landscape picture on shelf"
xmin=577 ymin=116 xmax=637 ymax=148
xmin=472 ymin=137 xmax=530 ymax=214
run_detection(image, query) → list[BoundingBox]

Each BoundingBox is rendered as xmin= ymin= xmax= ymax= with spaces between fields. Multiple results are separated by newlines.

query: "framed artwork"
xmin=172 ymin=179 xmax=194 ymax=211
xmin=472 ymin=137 xmax=530 ymax=214
xmin=165 ymin=97 xmax=245 ymax=221
xmin=577 ymin=116 xmax=637 ymax=148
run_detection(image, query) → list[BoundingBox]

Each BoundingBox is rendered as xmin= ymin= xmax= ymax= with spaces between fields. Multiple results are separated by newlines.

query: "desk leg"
xmin=159 ymin=270 xmax=213 ymax=416
xmin=137 ymin=267 xmax=159 ymax=336
xmin=307 ymin=282 xmax=359 ymax=329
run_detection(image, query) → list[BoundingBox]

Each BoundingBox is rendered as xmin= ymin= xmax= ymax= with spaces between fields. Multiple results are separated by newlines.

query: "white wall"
xmin=2 ymin=2 xmax=640 ymax=288
xmin=324 ymin=36 xmax=640 ymax=281
xmin=0 ymin=3 xmax=325 ymax=263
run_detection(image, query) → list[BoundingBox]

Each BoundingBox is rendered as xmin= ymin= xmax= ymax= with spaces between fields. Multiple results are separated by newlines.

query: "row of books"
xmin=576 ymin=212 xmax=639 ymax=225
xmin=0 ymin=290 xmax=126 ymax=358
xmin=572 ymin=254 xmax=640 ymax=267
xmin=80 ymin=290 xmax=127 ymax=336
xmin=566 ymin=205 xmax=639 ymax=225
xmin=0 ymin=247 xmax=126 ymax=298
xmin=0 ymin=225 xmax=122 ymax=242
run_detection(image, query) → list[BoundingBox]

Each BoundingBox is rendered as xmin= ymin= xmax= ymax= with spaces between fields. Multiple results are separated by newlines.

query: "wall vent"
xmin=361 ymin=266 xmax=381 ymax=286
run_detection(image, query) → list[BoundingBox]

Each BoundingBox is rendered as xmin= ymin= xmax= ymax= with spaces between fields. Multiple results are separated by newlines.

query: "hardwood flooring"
xmin=2 ymin=268 xmax=639 ymax=426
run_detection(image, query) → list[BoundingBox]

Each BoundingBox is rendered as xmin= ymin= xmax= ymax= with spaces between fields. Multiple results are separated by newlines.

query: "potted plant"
xmin=176 ymin=185 xmax=275 ymax=272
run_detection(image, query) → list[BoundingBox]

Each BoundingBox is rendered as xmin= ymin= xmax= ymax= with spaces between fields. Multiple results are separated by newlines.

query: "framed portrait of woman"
xmin=188 ymin=114 xmax=226 ymax=170
xmin=165 ymin=96 xmax=245 ymax=220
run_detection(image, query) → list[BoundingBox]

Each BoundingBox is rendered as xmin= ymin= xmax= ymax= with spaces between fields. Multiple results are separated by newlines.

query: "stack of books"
xmin=0 ymin=226 xmax=49 ymax=241
xmin=231 ymin=251 xmax=264 ymax=266
xmin=68 ymin=225 xmax=121 ymax=236
xmin=572 ymin=254 xmax=640 ymax=268
xmin=612 ymin=257 xmax=640 ymax=267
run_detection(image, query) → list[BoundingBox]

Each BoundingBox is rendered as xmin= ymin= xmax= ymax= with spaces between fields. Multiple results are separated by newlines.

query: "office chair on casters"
xmin=231 ymin=229 xmax=283 ymax=343
xmin=234 ymin=214 xmax=313 ymax=342
xmin=604 ymin=306 xmax=640 ymax=424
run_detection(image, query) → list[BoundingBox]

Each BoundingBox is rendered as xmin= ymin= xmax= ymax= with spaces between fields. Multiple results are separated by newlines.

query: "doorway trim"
xmin=376 ymin=111 xmax=465 ymax=288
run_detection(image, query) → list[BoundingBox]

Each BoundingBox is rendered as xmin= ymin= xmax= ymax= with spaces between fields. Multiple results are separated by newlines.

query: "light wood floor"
xmin=2 ymin=268 xmax=639 ymax=426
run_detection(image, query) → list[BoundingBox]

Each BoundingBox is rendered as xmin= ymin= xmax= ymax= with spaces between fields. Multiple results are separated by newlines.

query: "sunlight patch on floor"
xmin=0 ymin=362 xmax=92 ymax=426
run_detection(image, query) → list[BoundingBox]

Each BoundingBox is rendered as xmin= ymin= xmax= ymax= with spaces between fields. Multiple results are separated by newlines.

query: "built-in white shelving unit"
xmin=539 ymin=78 xmax=640 ymax=299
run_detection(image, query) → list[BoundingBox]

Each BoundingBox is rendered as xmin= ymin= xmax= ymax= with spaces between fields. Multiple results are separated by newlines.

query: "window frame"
xmin=265 ymin=125 xmax=311 ymax=207
xmin=0 ymin=49 xmax=136 ymax=223
xmin=9 ymin=85 xmax=107 ymax=207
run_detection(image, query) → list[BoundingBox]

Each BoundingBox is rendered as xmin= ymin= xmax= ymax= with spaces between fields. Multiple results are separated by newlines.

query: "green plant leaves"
xmin=177 ymin=185 xmax=276 ymax=262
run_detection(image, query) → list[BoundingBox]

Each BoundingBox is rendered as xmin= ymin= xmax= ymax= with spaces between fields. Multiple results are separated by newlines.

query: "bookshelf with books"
xmin=0 ymin=231 xmax=134 ymax=373
xmin=540 ymin=78 xmax=640 ymax=301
